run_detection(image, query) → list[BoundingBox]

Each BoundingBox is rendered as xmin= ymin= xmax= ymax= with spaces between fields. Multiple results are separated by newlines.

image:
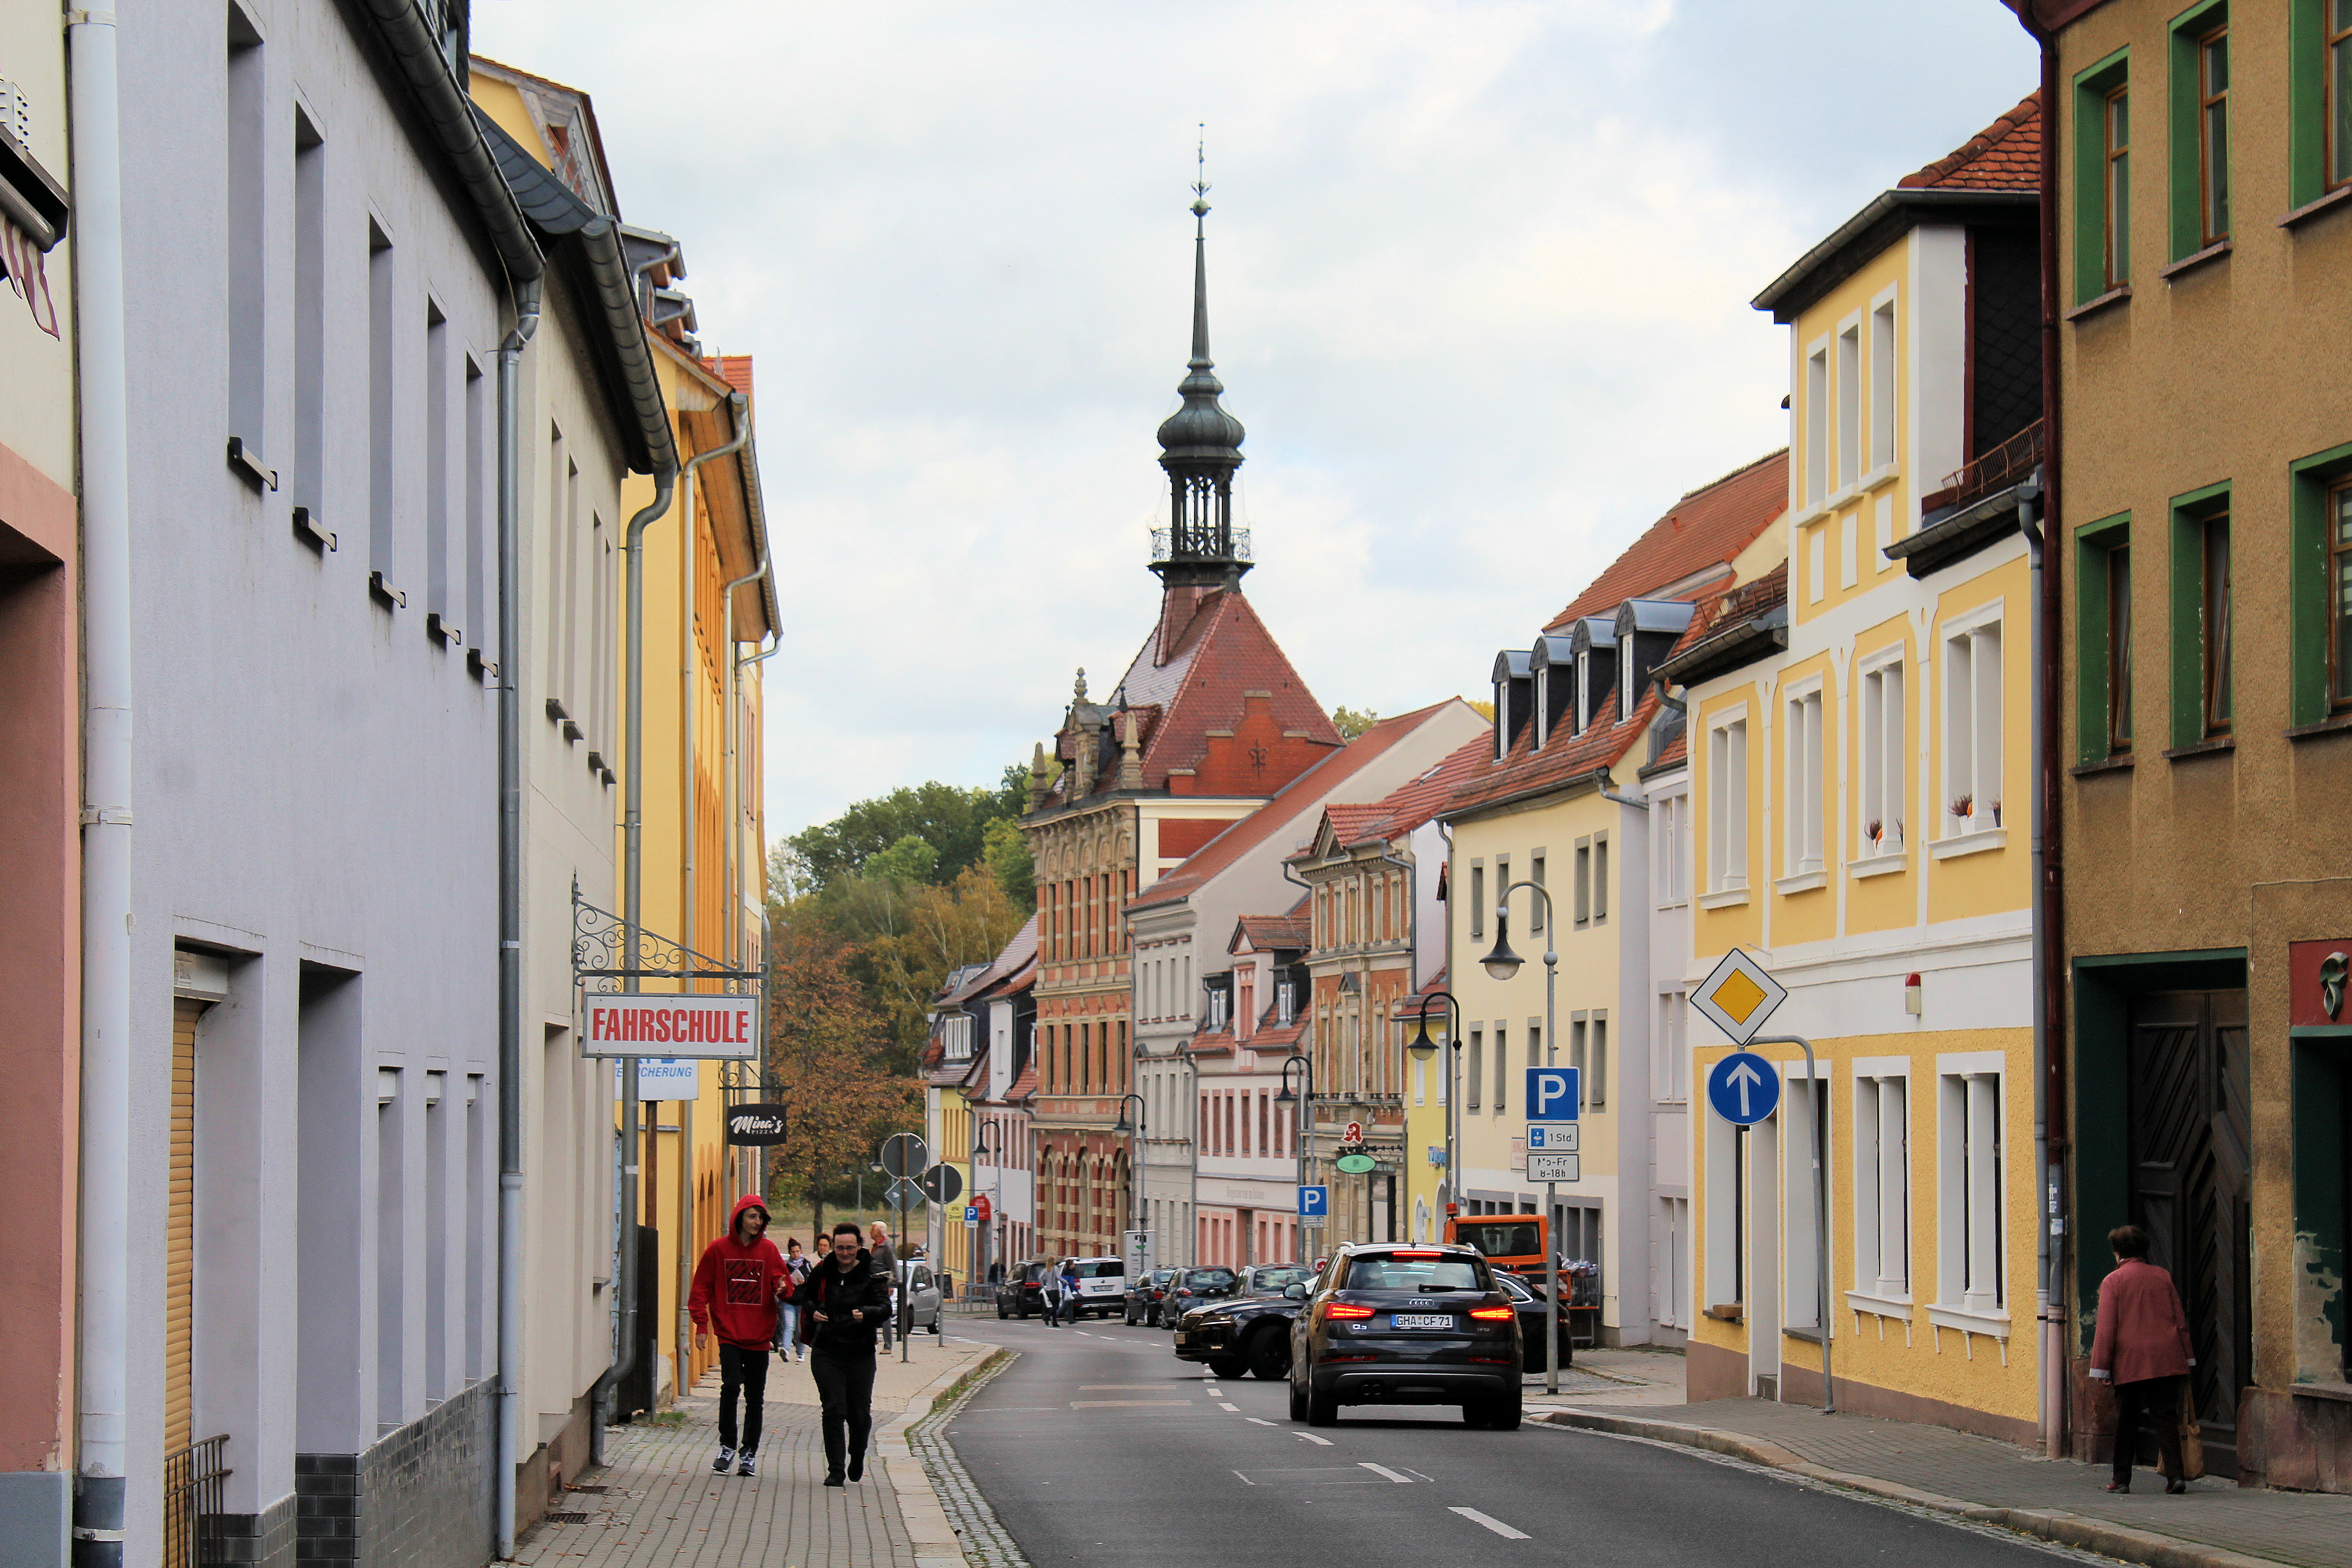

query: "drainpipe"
xmin=2019 ymin=472 xmax=2060 ymax=1464
xmin=69 ymin=12 xmax=131 ymax=1566
xmin=726 ymin=634 xmax=778 ymax=1201
xmin=493 ymin=273 xmax=542 ymax=1558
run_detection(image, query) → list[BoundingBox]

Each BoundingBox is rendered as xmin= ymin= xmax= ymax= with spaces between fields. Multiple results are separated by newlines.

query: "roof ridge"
xmin=1677 ymin=445 xmax=1793 ymax=502
xmin=1897 ymin=89 xmax=2042 ymax=190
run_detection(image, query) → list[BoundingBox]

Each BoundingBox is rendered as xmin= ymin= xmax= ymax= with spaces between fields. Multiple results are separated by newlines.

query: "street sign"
xmin=1690 ymin=948 xmax=1788 ymax=1046
xmin=963 ymin=1205 xmax=979 ymax=1225
xmin=1526 ymin=1122 xmax=1579 ymax=1152
xmin=579 ymin=993 xmax=759 ymax=1060
xmin=1526 ymin=1152 xmax=1580 ymax=1183
xmin=1335 ymin=1152 xmax=1377 ymax=1174
xmin=619 ymin=1058 xmax=698 ymax=1100
xmin=973 ymin=1194 xmax=992 ymax=1224
xmin=1524 ymin=1066 xmax=1580 ymax=1122
xmin=724 ymin=1102 xmax=788 ymax=1145
xmin=1342 ymin=1120 xmax=1363 ymax=1143
xmin=919 ymin=1161 xmax=964 ymax=1204
xmin=879 ymin=1132 xmax=929 ymax=1180
xmin=1706 ymin=1050 xmax=1781 ymax=1126
xmin=887 ymin=1176 xmax=926 ymax=1210
xmin=1298 ymin=1185 xmax=1329 ymax=1223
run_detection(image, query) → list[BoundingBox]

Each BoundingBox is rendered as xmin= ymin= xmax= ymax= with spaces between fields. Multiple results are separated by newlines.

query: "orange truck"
xmin=1444 ymin=1213 xmax=1551 ymax=1282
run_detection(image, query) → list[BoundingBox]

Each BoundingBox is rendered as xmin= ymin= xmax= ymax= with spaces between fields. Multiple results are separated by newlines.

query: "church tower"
xmin=1151 ymin=171 xmax=1250 ymax=593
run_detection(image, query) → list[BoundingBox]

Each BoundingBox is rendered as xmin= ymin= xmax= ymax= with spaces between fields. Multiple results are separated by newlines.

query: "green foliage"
xmin=1331 ymin=705 xmax=1381 ymax=739
xmin=865 ymin=833 xmax=939 ymax=886
xmin=781 ymin=779 xmax=1015 ymax=894
xmin=983 ymin=817 xmax=1034 ymax=911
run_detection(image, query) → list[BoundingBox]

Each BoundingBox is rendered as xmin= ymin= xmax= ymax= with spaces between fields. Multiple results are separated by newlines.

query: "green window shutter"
xmin=2168 ymin=481 xmax=2232 ymax=749
xmin=2168 ymin=1 xmax=2229 ymax=261
xmin=2292 ymin=0 xmax=2327 ymax=209
xmin=2075 ymin=513 xmax=2131 ymax=764
xmin=2075 ymin=48 xmax=2132 ymax=304
xmin=2288 ymin=441 xmax=2352 ymax=726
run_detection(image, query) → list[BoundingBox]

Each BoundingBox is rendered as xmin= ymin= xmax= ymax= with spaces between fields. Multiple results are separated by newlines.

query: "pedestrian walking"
xmin=1039 ymin=1261 xmax=1064 ymax=1327
xmin=797 ymin=1221 xmax=892 ymax=1486
xmin=776 ymin=1238 xmax=811 ymax=1363
xmin=868 ymin=1221 xmax=899 ymax=1350
xmin=686 ymin=1194 xmax=789 ymax=1479
xmin=2089 ymin=1224 xmax=2197 ymax=1494
xmin=1057 ymin=1260 xmax=1080 ymax=1326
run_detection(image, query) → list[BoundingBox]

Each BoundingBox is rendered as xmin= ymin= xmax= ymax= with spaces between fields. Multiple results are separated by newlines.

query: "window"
xmin=2169 ymin=484 xmax=2232 ymax=746
xmin=1804 ymin=347 xmax=1828 ymax=506
xmin=1706 ymin=716 xmax=1748 ymax=892
xmin=1705 ymin=1109 xmax=1744 ymax=1309
xmin=1530 ymin=852 xmax=1546 ymax=931
xmin=1858 ymin=655 xmax=1906 ymax=857
xmin=1593 ymin=834 xmax=1609 ymax=924
xmin=1853 ymin=1071 xmax=1910 ymax=1298
xmin=2333 ymin=480 xmax=2352 ymax=710
xmin=1573 ymin=838 xmax=1591 ymax=929
xmin=2073 ymin=51 xmax=2132 ymax=302
xmin=1784 ymin=686 xmax=1824 ymax=875
xmin=1653 ymin=992 xmax=1687 ymax=1103
xmin=1493 ymin=1027 xmax=1508 ymax=1115
xmin=1783 ymin=1073 xmax=1826 ymax=1329
xmin=1941 ymin=616 xmax=2004 ymax=836
xmin=2198 ymin=24 xmax=2231 ymax=245
xmin=2332 ymin=0 xmax=2352 ymax=191
xmin=2105 ymin=84 xmax=2132 ymax=286
xmin=1837 ymin=324 xmax=1860 ymax=492
xmin=226 ymin=16 xmax=265 ymax=460
xmin=2075 ymin=514 xmax=2133 ymax=761
xmin=292 ymin=111 xmax=327 ymax=537
xmin=1591 ymin=1015 xmax=1607 ymax=1108
xmin=1569 ymin=1018 xmax=1587 ymax=1109
xmin=1467 ymin=1031 xmax=1482 ymax=1112
xmin=1869 ymin=299 xmax=1896 ymax=471
xmin=1938 ymin=1066 xmax=2006 ymax=1317
xmin=1470 ymin=862 xmax=1485 ymax=940
xmin=425 ymin=304 xmax=453 ymax=640
xmin=1655 ymin=793 xmax=1689 ymax=908
xmin=368 ymin=221 xmax=397 ymax=593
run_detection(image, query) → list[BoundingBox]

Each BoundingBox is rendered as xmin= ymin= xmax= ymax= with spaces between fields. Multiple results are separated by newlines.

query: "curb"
xmin=876 ymin=1347 xmax=1011 ymax=1568
xmin=1539 ymin=1409 xmax=2301 ymax=1568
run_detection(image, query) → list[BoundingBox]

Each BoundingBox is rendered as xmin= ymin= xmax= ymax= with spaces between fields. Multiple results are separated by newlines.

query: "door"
xmin=167 ymin=998 xmax=201 ymax=1456
xmin=2127 ymin=990 xmax=2252 ymax=1476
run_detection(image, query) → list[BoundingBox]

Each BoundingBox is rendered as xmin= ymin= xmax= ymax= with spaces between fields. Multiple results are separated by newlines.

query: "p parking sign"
xmin=1524 ymin=1066 xmax=1579 ymax=1122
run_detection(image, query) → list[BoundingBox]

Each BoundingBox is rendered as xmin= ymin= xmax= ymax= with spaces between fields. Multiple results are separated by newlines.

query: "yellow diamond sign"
xmin=1691 ymin=948 xmax=1787 ymax=1045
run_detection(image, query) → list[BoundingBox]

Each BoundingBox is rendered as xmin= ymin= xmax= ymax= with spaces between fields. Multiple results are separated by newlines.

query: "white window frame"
xmin=1654 ymin=990 xmax=1688 ymax=1103
xmin=1868 ymin=291 xmax=1898 ymax=473
xmin=1855 ymin=646 xmax=1907 ymax=867
xmin=1804 ymin=342 xmax=1829 ymax=508
xmin=1932 ymin=1051 xmax=2009 ymax=1338
xmin=1704 ymin=708 xmax=1749 ymax=901
xmin=1937 ymin=603 xmax=2006 ymax=851
xmin=1653 ymin=789 xmax=1690 ymax=909
xmin=1781 ymin=1060 xmax=1829 ymax=1333
xmin=1779 ymin=677 xmax=1825 ymax=886
xmin=1836 ymin=318 xmax=1861 ymax=493
xmin=1848 ymin=1058 xmax=1911 ymax=1322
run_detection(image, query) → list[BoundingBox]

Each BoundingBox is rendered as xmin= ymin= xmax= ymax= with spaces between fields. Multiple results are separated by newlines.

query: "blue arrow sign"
xmin=1706 ymin=1050 xmax=1781 ymax=1126
xmin=1298 ymin=1185 xmax=1329 ymax=1219
xmin=1525 ymin=1066 xmax=1580 ymax=1122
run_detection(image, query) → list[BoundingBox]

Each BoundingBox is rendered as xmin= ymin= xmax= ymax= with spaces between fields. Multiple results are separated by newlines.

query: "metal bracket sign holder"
xmin=1691 ymin=947 xmax=1833 ymax=1415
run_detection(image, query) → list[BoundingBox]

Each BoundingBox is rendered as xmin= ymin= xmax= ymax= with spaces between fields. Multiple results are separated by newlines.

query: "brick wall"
xmin=295 ymin=1377 xmax=494 ymax=1568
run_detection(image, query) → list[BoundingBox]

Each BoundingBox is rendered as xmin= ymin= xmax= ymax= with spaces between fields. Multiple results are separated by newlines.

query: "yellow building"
xmin=1672 ymin=98 xmax=2045 ymax=1441
xmin=1439 ymin=458 xmax=1784 ymax=1345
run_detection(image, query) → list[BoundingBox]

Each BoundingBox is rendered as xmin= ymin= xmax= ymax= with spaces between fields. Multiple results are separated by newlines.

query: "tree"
xmin=865 ymin=865 xmax=1028 ymax=1064
xmin=782 ymin=779 xmax=1014 ymax=894
xmin=761 ymin=925 xmax=920 ymax=1239
xmin=982 ymin=817 xmax=1034 ymax=911
xmin=1331 ymin=706 xmax=1381 ymax=739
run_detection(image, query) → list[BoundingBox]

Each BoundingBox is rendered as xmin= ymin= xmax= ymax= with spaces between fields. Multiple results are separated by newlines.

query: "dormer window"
xmin=1277 ymin=976 xmax=1296 ymax=1025
xmin=1612 ymin=599 xmax=1700 ymax=729
xmin=1531 ymin=633 xmax=1574 ymax=748
xmin=1568 ymin=617 xmax=1618 ymax=733
xmin=1490 ymin=650 xmax=1534 ymax=759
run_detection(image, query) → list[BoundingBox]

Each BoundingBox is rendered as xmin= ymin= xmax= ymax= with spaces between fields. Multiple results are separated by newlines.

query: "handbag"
xmin=2176 ymin=1381 xmax=2206 ymax=1482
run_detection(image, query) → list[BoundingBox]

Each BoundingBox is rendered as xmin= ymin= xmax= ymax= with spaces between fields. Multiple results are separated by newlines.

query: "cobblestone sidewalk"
xmin=513 ymin=1335 xmax=995 ymax=1568
xmin=1537 ymin=1392 xmax=2352 ymax=1568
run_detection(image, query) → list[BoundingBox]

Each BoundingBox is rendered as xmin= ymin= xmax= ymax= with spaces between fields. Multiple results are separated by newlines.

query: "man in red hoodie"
xmin=688 ymin=1194 xmax=789 ymax=1477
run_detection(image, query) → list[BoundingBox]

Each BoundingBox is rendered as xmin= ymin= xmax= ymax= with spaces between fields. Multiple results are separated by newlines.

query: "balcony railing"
xmin=1921 ymin=418 xmax=2045 ymax=517
xmin=163 ymin=1434 xmax=230 ymax=1568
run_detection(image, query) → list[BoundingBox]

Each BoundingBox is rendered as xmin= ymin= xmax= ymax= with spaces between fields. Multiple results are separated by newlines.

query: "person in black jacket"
xmin=796 ymin=1221 xmax=892 ymax=1485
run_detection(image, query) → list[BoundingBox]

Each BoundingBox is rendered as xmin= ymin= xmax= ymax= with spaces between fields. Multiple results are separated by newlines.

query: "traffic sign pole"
xmin=1742 ymin=1034 xmax=1832 ymax=1414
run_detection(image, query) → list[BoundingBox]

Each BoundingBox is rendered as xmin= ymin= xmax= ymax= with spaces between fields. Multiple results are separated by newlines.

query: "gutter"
xmin=1436 ymin=763 xmax=1617 ymax=827
xmin=1649 ymin=604 xmax=1789 ymax=691
xmin=1884 ymin=484 xmax=2027 ymax=579
xmin=1752 ymin=188 xmax=2034 ymax=324
xmin=341 ymin=0 xmax=540 ymax=285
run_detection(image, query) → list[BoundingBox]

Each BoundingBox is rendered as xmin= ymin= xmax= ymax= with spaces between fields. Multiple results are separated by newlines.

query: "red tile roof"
xmin=706 ymin=353 xmax=755 ymax=400
xmin=1234 ymin=903 xmax=1311 ymax=953
xmin=1899 ymin=92 xmax=2041 ymax=192
xmin=1007 ymin=1062 xmax=1039 ymax=1101
xmin=1127 ymin=701 xmax=1465 ymax=911
xmin=1544 ymin=451 xmax=1788 ymax=631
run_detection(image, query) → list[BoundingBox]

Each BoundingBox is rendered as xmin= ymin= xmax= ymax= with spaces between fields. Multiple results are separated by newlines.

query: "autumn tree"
xmin=762 ymin=922 xmax=920 ymax=1238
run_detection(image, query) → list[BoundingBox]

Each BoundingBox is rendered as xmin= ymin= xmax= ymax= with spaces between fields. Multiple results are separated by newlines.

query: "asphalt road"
xmin=940 ymin=1312 xmax=2093 ymax=1568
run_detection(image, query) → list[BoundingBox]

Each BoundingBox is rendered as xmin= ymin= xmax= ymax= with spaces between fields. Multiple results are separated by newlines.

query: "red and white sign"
xmin=580 ymin=993 xmax=759 ymax=1059
xmin=972 ymin=1195 xmax=993 ymax=1224
xmin=1342 ymin=1121 xmax=1364 ymax=1144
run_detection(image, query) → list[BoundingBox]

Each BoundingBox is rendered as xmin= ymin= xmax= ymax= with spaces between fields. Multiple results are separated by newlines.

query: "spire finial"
xmin=1191 ymin=124 xmax=1210 ymax=237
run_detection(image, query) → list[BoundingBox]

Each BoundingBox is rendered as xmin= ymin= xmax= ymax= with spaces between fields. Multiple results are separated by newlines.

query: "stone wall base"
xmin=514 ymin=1387 xmax=597 ymax=1534
xmin=1779 ymin=1361 xmax=2038 ymax=1449
xmin=2239 ymin=1388 xmax=2352 ymax=1493
xmin=1688 ymin=1338 xmax=1749 ymax=1403
xmin=296 ymin=1377 xmax=494 ymax=1567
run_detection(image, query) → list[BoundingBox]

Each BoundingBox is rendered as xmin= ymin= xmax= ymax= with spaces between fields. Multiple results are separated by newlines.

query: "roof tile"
xmin=1899 ymin=92 xmax=2041 ymax=192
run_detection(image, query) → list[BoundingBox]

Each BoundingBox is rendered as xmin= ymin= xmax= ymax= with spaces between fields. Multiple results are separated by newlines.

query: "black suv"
xmin=1288 ymin=1243 xmax=1522 ymax=1429
xmin=1156 ymin=1266 xmax=1240 ymax=1327
xmin=1173 ymin=1270 xmax=1315 ymax=1380
xmin=996 ymin=1260 xmax=1055 ymax=1320
xmin=1123 ymin=1268 xmax=1178 ymax=1326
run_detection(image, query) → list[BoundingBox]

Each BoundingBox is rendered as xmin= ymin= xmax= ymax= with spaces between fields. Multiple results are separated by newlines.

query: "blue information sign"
xmin=1706 ymin=1050 xmax=1781 ymax=1126
xmin=1524 ymin=1066 xmax=1580 ymax=1122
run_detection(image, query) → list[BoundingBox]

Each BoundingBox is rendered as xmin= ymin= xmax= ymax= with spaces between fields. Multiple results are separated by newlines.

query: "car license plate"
xmin=1173 ymin=1333 xmax=1189 ymax=1345
xmin=1391 ymin=1313 xmax=1453 ymax=1330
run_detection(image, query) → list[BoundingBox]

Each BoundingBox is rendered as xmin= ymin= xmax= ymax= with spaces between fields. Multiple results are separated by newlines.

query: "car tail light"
xmin=1469 ymin=1306 xmax=1514 ymax=1321
xmin=1388 ymin=1249 xmax=1445 ymax=1258
xmin=1323 ymin=1353 xmax=1377 ymax=1364
xmin=1325 ymin=1303 xmax=1375 ymax=1320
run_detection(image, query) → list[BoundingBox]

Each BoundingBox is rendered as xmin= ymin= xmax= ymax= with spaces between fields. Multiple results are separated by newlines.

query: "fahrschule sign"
xmin=579 ymin=993 xmax=760 ymax=1060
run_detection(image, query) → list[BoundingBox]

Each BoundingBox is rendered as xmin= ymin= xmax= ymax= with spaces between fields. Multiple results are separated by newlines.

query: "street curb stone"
xmin=1539 ymin=1410 xmax=2302 ymax=1568
xmin=874 ymin=1348 xmax=1009 ymax=1568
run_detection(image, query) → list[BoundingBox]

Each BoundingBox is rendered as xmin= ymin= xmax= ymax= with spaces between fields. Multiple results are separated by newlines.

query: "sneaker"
xmin=736 ymin=1452 xmax=757 ymax=1478
xmin=823 ymin=1471 xmax=845 ymax=1488
xmin=711 ymin=1446 xmax=735 ymax=1475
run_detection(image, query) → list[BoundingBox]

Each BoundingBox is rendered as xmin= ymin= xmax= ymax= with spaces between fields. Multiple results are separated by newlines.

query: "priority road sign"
xmin=1706 ymin=1050 xmax=1781 ymax=1126
xmin=1298 ymin=1185 xmax=1329 ymax=1224
xmin=1525 ymin=1152 xmax=1580 ymax=1183
xmin=1524 ymin=1066 xmax=1580 ymax=1122
xmin=1691 ymin=948 xmax=1787 ymax=1046
xmin=1526 ymin=1123 xmax=1579 ymax=1152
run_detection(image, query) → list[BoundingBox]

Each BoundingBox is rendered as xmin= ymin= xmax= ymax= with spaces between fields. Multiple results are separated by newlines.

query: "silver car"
xmin=897 ymin=1260 xmax=944 ymax=1335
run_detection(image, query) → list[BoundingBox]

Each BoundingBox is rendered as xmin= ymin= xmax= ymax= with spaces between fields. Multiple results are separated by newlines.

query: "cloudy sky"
xmin=472 ymin=1 xmax=2038 ymax=843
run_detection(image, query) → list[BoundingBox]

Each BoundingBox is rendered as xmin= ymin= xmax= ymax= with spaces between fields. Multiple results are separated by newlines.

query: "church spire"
xmin=1152 ymin=131 xmax=1250 ymax=590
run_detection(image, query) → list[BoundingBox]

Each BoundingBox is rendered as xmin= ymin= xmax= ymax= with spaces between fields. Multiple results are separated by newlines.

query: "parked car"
xmin=1288 ymin=1242 xmax=1522 ymax=1429
xmin=1173 ymin=1280 xmax=1308 ymax=1380
xmin=1240 ymin=1263 xmax=1314 ymax=1299
xmin=1495 ymin=1271 xmax=1572 ymax=1370
xmin=1124 ymin=1268 xmax=1178 ymax=1326
xmin=1157 ymin=1266 xmax=1240 ymax=1327
xmin=898 ymin=1259 xmax=944 ymax=1334
xmin=997 ymin=1259 xmax=1055 ymax=1320
xmin=1065 ymin=1257 xmax=1128 ymax=1319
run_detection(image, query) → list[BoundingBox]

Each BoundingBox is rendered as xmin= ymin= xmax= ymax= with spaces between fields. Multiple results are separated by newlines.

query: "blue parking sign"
xmin=1525 ymin=1066 xmax=1580 ymax=1122
xmin=1298 ymin=1185 xmax=1328 ymax=1219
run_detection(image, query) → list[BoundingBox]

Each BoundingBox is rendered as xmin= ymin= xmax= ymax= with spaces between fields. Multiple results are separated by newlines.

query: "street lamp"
xmin=1405 ymin=990 xmax=1461 ymax=1228
xmin=1113 ymin=1093 xmax=1146 ymax=1273
xmin=973 ymin=1119 xmax=1000 ymax=1290
xmin=1277 ymin=1054 xmax=1313 ymax=1258
xmin=1485 ymin=879 xmax=1563 ymax=1394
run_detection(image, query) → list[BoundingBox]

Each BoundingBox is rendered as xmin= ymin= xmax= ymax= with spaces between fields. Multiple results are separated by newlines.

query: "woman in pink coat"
xmin=2088 ymin=1224 xmax=2196 ymax=1494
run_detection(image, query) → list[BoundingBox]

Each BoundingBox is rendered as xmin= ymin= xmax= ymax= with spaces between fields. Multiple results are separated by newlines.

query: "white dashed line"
xmin=1297 ymin=1433 xmax=1333 ymax=1446
xmin=1218 ymin=1402 xmax=1241 ymax=1412
xmin=1245 ymin=1418 xmax=1279 ymax=1426
xmin=1233 ymin=1471 xmax=1256 ymax=1485
xmin=1358 ymin=1462 xmax=1413 ymax=1483
xmin=1450 ymin=1507 xmax=1530 ymax=1540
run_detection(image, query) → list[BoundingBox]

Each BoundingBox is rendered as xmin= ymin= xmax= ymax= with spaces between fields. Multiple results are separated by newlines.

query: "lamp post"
xmin=1276 ymin=1054 xmax=1313 ymax=1259
xmin=973 ymin=1119 xmax=999 ymax=1292
xmin=1477 ymin=881 xmax=1563 ymax=1394
xmin=1405 ymin=989 xmax=1462 ymax=1230
xmin=1113 ymin=1093 xmax=1147 ymax=1274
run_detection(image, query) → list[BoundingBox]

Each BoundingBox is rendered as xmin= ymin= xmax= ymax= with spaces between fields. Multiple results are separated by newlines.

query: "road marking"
xmin=1218 ymin=1402 xmax=1241 ymax=1411
xmin=1233 ymin=1471 xmax=1256 ymax=1485
xmin=1069 ymin=1400 xmax=1191 ymax=1407
xmin=1450 ymin=1508 xmax=1530 ymax=1540
xmin=1358 ymin=1462 xmax=1413 ymax=1483
xmin=1297 ymin=1433 xmax=1333 ymax=1446
xmin=1079 ymin=1385 xmax=1168 ymax=1390
xmin=1245 ymin=1417 xmax=1279 ymax=1426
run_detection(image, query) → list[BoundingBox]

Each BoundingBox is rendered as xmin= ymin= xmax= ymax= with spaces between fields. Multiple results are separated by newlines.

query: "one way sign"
xmin=1706 ymin=1050 xmax=1781 ymax=1126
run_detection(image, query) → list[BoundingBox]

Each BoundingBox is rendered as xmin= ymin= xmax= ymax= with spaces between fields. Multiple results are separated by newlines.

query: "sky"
xmin=470 ymin=0 xmax=2040 ymax=845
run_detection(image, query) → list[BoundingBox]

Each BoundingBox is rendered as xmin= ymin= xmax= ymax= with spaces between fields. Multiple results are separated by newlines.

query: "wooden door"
xmin=166 ymin=998 xmax=201 ymax=1455
xmin=2127 ymin=990 xmax=2252 ymax=1476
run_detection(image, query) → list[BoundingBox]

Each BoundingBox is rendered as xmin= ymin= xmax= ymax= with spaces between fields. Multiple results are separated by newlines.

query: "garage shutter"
xmin=166 ymin=998 xmax=200 ymax=1455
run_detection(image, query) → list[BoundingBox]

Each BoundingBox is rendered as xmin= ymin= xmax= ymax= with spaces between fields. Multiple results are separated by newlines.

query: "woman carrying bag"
xmin=2088 ymin=1224 xmax=2198 ymax=1494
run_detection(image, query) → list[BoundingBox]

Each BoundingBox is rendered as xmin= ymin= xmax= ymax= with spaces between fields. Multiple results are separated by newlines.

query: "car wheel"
xmin=1247 ymin=1327 xmax=1290 ymax=1381
xmin=1460 ymin=1401 xmax=1486 ymax=1427
xmin=1307 ymin=1387 xmax=1339 ymax=1427
xmin=996 ymin=1301 xmax=1009 ymax=1320
xmin=1288 ymin=1376 xmax=1308 ymax=1423
xmin=1488 ymin=1389 xmax=1523 ymax=1431
xmin=1210 ymin=1356 xmax=1248 ymax=1379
